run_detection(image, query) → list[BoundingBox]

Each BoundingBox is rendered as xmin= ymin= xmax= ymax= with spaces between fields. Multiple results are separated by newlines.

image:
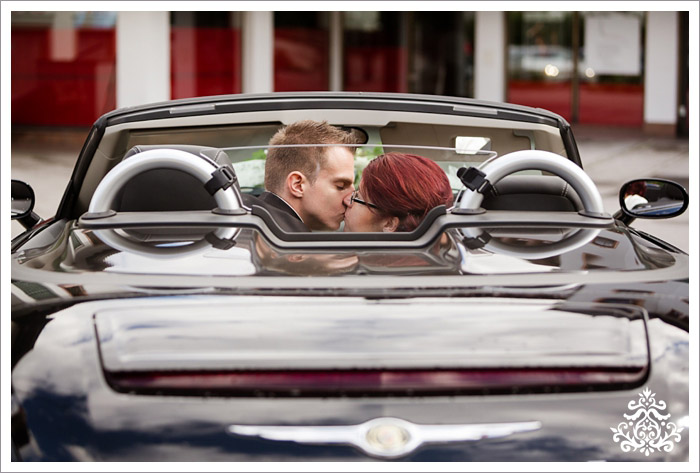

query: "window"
xmin=170 ymin=12 xmax=242 ymax=99
xmin=578 ymin=12 xmax=644 ymax=126
xmin=343 ymin=12 xmax=407 ymax=92
xmin=274 ymin=12 xmax=329 ymax=91
xmin=507 ymin=11 xmax=574 ymax=120
xmin=409 ymin=12 xmax=475 ymax=97
xmin=507 ymin=11 xmax=644 ymax=126
xmin=11 ymin=11 xmax=117 ymax=126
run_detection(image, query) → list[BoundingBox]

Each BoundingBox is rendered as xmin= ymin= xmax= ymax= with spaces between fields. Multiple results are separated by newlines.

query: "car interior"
xmin=75 ymin=109 xmax=571 ymax=217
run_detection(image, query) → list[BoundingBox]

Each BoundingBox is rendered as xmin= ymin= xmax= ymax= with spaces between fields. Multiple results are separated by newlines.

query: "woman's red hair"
xmin=361 ymin=152 xmax=453 ymax=231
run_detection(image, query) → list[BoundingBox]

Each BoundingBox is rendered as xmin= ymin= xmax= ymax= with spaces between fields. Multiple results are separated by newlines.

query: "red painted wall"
xmin=274 ymin=28 xmax=329 ymax=92
xmin=508 ymin=80 xmax=643 ymax=126
xmin=508 ymin=80 xmax=573 ymax=121
xmin=344 ymin=46 xmax=407 ymax=93
xmin=171 ymin=27 xmax=241 ymax=99
xmin=12 ymin=28 xmax=116 ymax=126
xmin=579 ymin=83 xmax=643 ymax=126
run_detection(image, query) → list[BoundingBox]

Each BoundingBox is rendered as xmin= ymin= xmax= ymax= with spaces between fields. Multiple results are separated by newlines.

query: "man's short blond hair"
xmin=264 ymin=120 xmax=357 ymax=193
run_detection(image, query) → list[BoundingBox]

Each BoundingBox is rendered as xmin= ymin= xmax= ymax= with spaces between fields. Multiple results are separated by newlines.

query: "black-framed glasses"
xmin=350 ymin=189 xmax=380 ymax=210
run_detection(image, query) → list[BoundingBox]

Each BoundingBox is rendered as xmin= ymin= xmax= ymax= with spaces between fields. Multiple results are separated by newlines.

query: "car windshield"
xmin=221 ymin=144 xmax=499 ymax=194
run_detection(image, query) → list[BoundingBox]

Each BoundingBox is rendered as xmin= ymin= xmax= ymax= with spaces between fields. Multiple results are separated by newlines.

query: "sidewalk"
xmin=10 ymin=128 xmax=87 ymax=238
xmin=572 ymin=125 xmax=689 ymax=252
xmin=11 ymin=126 xmax=691 ymax=252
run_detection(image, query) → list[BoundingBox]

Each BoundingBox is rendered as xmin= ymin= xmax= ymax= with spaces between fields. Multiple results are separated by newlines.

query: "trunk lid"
xmin=94 ymin=296 xmax=649 ymax=396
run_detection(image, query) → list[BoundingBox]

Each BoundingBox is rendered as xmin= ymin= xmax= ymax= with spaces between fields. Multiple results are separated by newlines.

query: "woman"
xmin=344 ymin=152 xmax=453 ymax=232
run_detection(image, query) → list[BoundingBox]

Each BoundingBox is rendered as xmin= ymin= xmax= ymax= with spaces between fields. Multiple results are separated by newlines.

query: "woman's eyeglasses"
xmin=350 ymin=189 xmax=380 ymax=210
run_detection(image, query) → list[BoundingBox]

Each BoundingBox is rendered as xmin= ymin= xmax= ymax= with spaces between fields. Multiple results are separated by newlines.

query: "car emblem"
xmin=228 ymin=417 xmax=541 ymax=459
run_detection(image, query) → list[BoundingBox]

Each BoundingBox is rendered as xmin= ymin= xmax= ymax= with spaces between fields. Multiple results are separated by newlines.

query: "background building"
xmin=10 ymin=10 xmax=689 ymax=136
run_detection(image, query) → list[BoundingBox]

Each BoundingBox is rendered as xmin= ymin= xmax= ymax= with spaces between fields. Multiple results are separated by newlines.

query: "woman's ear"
xmin=381 ymin=216 xmax=400 ymax=232
xmin=286 ymin=171 xmax=305 ymax=198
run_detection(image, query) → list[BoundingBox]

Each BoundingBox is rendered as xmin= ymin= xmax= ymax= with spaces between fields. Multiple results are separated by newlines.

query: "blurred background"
xmin=9 ymin=10 xmax=691 ymax=249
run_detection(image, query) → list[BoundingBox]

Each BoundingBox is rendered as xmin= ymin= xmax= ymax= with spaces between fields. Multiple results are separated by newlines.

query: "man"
xmin=244 ymin=120 xmax=357 ymax=232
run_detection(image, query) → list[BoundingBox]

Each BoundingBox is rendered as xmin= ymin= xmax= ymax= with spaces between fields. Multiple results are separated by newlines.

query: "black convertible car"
xmin=10 ymin=92 xmax=689 ymax=461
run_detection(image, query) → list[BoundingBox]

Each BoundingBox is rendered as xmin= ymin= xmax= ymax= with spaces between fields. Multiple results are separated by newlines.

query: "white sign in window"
xmin=584 ymin=13 xmax=642 ymax=76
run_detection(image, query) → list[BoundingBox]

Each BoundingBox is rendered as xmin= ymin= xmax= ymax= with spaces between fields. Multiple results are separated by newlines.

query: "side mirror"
xmin=11 ymin=180 xmax=40 ymax=229
xmin=615 ymin=179 xmax=688 ymax=224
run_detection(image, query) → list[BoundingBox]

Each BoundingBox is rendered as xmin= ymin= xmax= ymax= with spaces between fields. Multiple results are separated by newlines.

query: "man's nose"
xmin=343 ymin=187 xmax=355 ymax=207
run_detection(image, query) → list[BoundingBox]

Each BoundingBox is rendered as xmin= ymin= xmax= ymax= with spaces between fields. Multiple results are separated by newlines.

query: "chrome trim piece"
xmin=228 ymin=417 xmax=542 ymax=459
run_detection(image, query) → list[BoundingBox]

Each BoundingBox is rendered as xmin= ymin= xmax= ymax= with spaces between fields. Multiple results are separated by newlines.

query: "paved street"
xmin=10 ymin=126 xmax=691 ymax=252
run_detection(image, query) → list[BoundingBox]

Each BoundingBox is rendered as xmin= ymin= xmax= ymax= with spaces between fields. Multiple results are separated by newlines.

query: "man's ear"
xmin=382 ymin=216 xmax=400 ymax=232
xmin=286 ymin=171 xmax=306 ymax=198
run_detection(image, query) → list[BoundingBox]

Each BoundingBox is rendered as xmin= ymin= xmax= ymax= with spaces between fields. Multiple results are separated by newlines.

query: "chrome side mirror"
xmin=616 ymin=179 xmax=688 ymax=224
xmin=11 ymin=180 xmax=40 ymax=229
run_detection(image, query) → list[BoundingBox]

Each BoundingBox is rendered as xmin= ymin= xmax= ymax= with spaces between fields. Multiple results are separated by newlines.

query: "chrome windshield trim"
xmin=228 ymin=417 xmax=542 ymax=459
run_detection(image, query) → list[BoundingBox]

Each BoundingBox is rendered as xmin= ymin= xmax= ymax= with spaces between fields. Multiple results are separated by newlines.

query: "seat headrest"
xmin=124 ymin=144 xmax=233 ymax=167
xmin=481 ymin=175 xmax=583 ymax=211
xmin=116 ymin=145 xmax=237 ymax=212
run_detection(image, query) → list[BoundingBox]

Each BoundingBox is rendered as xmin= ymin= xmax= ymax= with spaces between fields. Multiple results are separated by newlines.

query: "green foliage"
xmin=353 ymin=146 xmax=383 ymax=186
xmin=248 ymin=149 xmax=267 ymax=161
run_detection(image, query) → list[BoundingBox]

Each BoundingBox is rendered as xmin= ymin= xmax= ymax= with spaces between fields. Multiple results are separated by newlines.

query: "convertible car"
xmin=10 ymin=92 xmax=689 ymax=461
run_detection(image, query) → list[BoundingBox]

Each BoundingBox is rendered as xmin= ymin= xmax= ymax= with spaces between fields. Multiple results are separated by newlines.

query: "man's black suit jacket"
xmin=242 ymin=192 xmax=309 ymax=232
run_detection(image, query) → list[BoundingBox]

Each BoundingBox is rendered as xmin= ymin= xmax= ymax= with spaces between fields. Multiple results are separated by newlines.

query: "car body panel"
xmin=11 ymin=294 xmax=688 ymax=461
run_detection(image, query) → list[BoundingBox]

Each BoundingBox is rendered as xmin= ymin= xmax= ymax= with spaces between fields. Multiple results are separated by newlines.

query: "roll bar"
xmin=88 ymin=148 xmax=241 ymax=247
xmin=458 ymin=150 xmax=605 ymax=215
xmin=88 ymin=148 xmax=242 ymax=214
